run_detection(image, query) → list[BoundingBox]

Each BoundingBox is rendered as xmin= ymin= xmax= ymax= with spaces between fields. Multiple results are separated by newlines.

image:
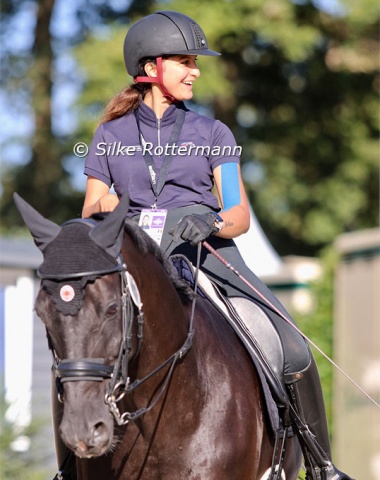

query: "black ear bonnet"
xmin=13 ymin=192 xmax=130 ymax=317
xmin=40 ymin=219 xmax=122 ymax=316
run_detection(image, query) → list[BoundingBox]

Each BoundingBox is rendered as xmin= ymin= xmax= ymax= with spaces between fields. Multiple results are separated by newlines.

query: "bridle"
xmin=41 ymin=251 xmax=195 ymax=427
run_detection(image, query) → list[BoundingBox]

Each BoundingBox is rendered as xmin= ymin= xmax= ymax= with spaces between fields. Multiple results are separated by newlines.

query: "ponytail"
xmin=99 ymin=58 xmax=155 ymax=125
xmin=99 ymin=83 xmax=150 ymax=124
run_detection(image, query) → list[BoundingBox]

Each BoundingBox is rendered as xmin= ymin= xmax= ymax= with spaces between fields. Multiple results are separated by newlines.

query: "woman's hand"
xmin=97 ymin=194 xmax=120 ymax=212
xmin=82 ymin=176 xmax=119 ymax=218
xmin=169 ymin=213 xmax=218 ymax=246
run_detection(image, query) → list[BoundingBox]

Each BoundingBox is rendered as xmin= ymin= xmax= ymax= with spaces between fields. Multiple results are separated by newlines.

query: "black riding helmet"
xmin=124 ymin=11 xmax=220 ymax=78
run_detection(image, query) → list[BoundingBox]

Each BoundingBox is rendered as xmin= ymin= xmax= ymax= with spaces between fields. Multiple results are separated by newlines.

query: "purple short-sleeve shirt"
xmin=84 ymin=102 xmax=240 ymax=217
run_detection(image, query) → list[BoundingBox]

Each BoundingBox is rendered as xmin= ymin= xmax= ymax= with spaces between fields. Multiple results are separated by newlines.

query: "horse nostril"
xmin=92 ymin=421 xmax=108 ymax=446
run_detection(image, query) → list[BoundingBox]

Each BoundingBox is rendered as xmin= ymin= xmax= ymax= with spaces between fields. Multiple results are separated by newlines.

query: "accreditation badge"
xmin=138 ymin=208 xmax=168 ymax=246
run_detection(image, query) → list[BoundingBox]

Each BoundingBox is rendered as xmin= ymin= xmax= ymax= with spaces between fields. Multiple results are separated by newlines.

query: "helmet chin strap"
xmin=134 ymin=56 xmax=176 ymax=103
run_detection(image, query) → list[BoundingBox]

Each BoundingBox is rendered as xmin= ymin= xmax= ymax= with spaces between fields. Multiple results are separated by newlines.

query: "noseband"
xmin=43 ymin=252 xmax=194 ymax=426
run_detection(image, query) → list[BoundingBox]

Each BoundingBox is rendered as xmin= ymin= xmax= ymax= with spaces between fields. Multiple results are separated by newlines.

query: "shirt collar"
xmin=138 ymin=101 xmax=187 ymax=128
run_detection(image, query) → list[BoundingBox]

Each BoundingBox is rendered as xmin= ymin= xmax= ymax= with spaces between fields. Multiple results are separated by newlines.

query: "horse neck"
xmin=122 ymin=238 xmax=190 ymax=366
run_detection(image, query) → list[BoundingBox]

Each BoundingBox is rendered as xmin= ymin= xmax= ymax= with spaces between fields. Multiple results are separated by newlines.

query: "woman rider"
xmin=82 ymin=11 xmax=352 ymax=480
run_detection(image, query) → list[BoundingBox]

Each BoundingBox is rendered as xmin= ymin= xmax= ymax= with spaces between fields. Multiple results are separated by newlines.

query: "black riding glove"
xmin=169 ymin=213 xmax=219 ymax=246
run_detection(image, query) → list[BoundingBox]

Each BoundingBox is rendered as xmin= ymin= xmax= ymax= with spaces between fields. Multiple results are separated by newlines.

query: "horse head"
xmin=14 ymin=193 xmax=133 ymax=458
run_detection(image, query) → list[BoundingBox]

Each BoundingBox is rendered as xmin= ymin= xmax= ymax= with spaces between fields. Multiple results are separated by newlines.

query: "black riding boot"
xmin=285 ymin=356 xmax=354 ymax=480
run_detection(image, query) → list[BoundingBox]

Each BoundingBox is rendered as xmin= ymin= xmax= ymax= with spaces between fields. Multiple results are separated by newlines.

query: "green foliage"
xmin=72 ymin=0 xmax=379 ymax=255
xmin=294 ymin=247 xmax=339 ymax=434
xmin=1 ymin=0 xmax=378 ymax=255
xmin=0 ymin=392 xmax=49 ymax=480
xmin=74 ymin=28 xmax=129 ymax=144
xmin=164 ymin=0 xmax=320 ymax=60
xmin=0 ymin=0 xmax=85 ymax=228
xmin=0 ymin=0 xmax=154 ymax=229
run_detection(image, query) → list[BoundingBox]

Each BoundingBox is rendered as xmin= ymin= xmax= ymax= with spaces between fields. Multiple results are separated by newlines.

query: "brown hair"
xmin=98 ymin=83 xmax=149 ymax=124
xmin=99 ymin=58 xmax=155 ymax=124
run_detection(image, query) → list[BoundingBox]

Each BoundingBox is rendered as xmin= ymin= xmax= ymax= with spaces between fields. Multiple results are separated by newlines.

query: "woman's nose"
xmin=191 ymin=64 xmax=200 ymax=77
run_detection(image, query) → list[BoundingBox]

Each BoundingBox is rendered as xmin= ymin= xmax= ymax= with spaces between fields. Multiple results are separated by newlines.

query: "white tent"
xmin=234 ymin=206 xmax=283 ymax=277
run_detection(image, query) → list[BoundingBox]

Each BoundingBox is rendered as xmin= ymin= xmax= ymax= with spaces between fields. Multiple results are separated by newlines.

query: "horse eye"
xmin=105 ymin=302 xmax=119 ymax=317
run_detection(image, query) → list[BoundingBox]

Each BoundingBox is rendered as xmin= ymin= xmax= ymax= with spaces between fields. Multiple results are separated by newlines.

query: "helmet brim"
xmin=164 ymin=48 xmax=221 ymax=57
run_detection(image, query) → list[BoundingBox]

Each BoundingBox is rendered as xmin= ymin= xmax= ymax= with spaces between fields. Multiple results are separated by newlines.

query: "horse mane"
xmin=87 ymin=212 xmax=193 ymax=299
xmin=123 ymin=219 xmax=194 ymax=300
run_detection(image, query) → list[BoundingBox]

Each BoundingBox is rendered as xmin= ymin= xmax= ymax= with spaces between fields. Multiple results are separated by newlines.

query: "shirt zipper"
xmin=157 ymin=118 xmax=161 ymax=148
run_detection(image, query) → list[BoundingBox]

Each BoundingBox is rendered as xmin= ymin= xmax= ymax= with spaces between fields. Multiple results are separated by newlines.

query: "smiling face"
xmin=162 ymin=55 xmax=200 ymax=101
xmin=145 ymin=54 xmax=200 ymax=102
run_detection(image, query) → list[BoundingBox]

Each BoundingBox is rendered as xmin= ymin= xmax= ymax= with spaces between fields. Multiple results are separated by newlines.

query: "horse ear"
xmin=89 ymin=193 xmax=130 ymax=258
xmin=13 ymin=192 xmax=62 ymax=252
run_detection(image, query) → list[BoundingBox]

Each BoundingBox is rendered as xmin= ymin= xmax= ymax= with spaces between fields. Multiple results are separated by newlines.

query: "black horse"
xmin=15 ymin=193 xmax=302 ymax=479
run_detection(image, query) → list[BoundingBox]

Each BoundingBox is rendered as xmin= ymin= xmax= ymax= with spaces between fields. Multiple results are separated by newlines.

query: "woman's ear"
xmin=144 ymin=61 xmax=158 ymax=78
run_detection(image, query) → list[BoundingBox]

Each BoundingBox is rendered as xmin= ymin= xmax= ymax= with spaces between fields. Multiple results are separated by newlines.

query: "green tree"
xmin=0 ymin=0 xmax=155 ymax=229
xmin=74 ymin=0 xmax=378 ymax=255
xmin=0 ymin=0 xmax=82 ymax=228
xmin=164 ymin=0 xmax=379 ymax=256
xmin=2 ymin=0 xmax=378 ymax=256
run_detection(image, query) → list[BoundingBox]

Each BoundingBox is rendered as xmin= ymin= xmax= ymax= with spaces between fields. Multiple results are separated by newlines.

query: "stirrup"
xmin=304 ymin=458 xmax=355 ymax=480
xmin=320 ymin=464 xmax=355 ymax=480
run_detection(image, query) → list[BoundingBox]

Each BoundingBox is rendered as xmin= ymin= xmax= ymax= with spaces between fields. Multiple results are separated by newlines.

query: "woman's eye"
xmin=181 ymin=58 xmax=193 ymax=65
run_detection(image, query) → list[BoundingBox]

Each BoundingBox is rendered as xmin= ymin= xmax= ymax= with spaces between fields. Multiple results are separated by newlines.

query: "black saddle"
xmin=170 ymin=254 xmax=292 ymax=437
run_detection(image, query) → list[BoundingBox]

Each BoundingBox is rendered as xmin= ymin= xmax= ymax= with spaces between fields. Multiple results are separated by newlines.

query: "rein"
xmin=104 ymin=245 xmax=200 ymax=425
xmin=46 ymin=246 xmax=199 ymax=426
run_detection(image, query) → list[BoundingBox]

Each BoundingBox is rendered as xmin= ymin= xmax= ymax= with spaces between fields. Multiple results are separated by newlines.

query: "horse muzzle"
xmin=58 ymin=384 xmax=115 ymax=458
